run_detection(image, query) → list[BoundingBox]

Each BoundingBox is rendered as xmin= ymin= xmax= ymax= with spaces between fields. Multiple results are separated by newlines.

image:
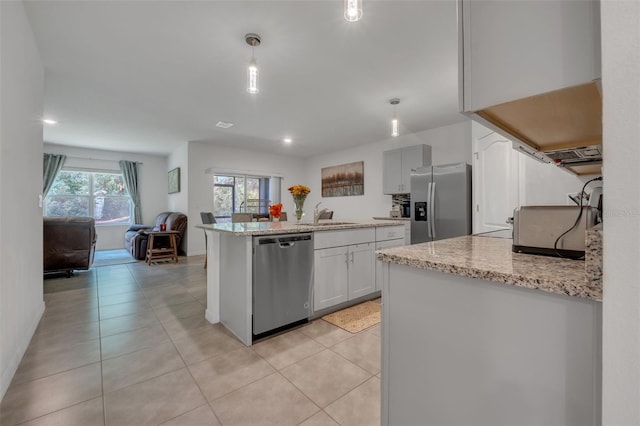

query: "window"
xmin=45 ymin=170 xmax=132 ymax=225
xmin=213 ymin=175 xmax=270 ymax=219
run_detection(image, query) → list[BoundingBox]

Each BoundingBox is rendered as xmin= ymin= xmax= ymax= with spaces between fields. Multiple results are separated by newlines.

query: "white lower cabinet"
xmin=314 ymin=242 xmax=375 ymax=311
xmin=314 ymin=228 xmax=377 ymax=312
xmin=314 ymin=246 xmax=349 ymax=310
xmin=404 ymin=222 xmax=411 ymax=245
xmin=347 ymin=243 xmax=375 ymax=300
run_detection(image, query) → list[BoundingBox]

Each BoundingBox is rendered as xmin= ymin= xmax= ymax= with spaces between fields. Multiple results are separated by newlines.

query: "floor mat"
xmin=93 ymin=249 xmax=138 ymax=267
xmin=322 ymin=300 xmax=381 ymax=333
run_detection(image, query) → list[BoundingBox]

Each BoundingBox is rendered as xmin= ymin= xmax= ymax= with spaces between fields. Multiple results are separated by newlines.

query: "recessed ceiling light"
xmin=283 ymin=138 xmax=292 ymax=144
xmin=216 ymin=121 xmax=234 ymax=129
xmin=42 ymin=118 xmax=57 ymax=125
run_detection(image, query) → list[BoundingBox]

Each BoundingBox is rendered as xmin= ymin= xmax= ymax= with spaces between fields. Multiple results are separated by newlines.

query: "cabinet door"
xmin=401 ymin=145 xmax=430 ymax=194
xmin=404 ymin=222 xmax=411 ymax=245
xmin=460 ymin=0 xmax=600 ymax=111
xmin=314 ymin=246 xmax=349 ymax=311
xmin=348 ymin=243 xmax=375 ymax=300
xmin=383 ymin=148 xmax=403 ymax=194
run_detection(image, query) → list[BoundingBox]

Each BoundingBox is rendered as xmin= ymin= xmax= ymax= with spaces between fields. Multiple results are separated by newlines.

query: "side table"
xmin=145 ymin=231 xmax=179 ymax=265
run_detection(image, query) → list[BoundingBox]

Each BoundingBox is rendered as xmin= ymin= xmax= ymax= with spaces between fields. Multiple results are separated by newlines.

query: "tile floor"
xmin=1 ymin=255 xmax=381 ymax=426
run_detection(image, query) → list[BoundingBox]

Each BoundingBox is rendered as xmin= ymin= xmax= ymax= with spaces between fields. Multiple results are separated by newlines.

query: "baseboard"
xmin=187 ymin=250 xmax=206 ymax=257
xmin=0 ymin=300 xmax=45 ymax=400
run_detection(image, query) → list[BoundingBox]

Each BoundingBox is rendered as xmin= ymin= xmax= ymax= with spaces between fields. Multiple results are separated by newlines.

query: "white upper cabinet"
xmin=459 ymin=0 xmax=601 ymax=112
xmin=383 ymin=149 xmax=404 ymax=194
xmin=383 ymin=144 xmax=432 ymax=195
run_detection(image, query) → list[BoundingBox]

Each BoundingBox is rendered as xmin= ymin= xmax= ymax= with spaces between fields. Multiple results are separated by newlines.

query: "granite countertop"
xmin=377 ymin=235 xmax=602 ymax=302
xmin=196 ymin=219 xmax=407 ymax=236
xmin=372 ymin=216 xmax=410 ymax=221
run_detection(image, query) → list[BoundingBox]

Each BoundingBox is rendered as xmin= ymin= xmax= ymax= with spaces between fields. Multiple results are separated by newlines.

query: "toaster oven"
xmin=512 ymin=205 xmax=597 ymax=258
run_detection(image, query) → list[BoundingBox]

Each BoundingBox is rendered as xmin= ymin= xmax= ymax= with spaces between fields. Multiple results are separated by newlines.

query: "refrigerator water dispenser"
xmin=415 ymin=202 xmax=427 ymax=221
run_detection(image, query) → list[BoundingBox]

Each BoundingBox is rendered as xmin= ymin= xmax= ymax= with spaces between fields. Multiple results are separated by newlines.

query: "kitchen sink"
xmin=297 ymin=222 xmax=355 ymax=226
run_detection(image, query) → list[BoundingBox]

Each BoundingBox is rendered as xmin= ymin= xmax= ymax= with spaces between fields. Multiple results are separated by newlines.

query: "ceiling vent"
xmin=216 ymin=121 xmax=234 ymax=129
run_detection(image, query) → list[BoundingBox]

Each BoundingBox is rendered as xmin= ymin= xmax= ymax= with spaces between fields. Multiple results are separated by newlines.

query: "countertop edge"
xmin=196 ymin=220 xmax=406 ymax=236
xmin=377 ymin=236 xmax=602 ymax=302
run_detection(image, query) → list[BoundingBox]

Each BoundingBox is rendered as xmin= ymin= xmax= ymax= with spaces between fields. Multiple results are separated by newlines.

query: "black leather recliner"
xmin=124 ymin=212 xmax=188 ymax=260
xmin=44 ymin=216 xmax=97 ymax=276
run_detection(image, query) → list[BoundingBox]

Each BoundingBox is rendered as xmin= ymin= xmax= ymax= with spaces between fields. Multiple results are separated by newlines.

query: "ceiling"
xmin=24 ymin=0 xmax=466 ymax=158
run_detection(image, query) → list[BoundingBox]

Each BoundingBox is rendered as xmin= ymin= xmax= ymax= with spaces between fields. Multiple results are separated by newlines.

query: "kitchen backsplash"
xmin=391 ymin=194 xmax=410 ymax=207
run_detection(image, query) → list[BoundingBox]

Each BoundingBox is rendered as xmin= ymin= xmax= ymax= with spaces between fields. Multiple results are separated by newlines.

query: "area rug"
xmin=92 ymin=249 xmax=138 ymax=267
xmin=322 ymin=300 xmax=381 ymax=333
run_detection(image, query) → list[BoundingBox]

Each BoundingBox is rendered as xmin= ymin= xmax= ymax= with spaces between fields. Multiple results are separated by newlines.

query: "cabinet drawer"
xmin=375 ymin=238 xmax=405 ymax=250
xmin=314 ymin=228 xmax=375 ymax=250
xmin=375 ymin=226 xmax=405 ymax=242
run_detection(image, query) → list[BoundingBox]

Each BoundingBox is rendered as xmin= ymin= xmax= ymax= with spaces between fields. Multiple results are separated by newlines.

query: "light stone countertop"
xmin=377 ymin=235 xmax=602 ymax=302
xmin=196 ymin=219 xmax=406 ymax=236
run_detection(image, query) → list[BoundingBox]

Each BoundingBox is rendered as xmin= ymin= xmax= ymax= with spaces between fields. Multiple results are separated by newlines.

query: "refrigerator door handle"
xmin=426 ymin=182 xmax=432 ymax=239
xmin=430 ymin=182 xmax=436 ymax=240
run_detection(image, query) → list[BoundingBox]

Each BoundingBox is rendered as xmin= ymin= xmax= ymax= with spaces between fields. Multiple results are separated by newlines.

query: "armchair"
xmin=44 ymin=217 xmax=97 ymax=276
xmin=125 ymin=212 xmax=187 ymax=260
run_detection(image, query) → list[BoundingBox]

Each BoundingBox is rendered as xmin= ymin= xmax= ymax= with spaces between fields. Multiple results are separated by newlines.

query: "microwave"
xmin=512 ymin=205 xmax=597 ymax=258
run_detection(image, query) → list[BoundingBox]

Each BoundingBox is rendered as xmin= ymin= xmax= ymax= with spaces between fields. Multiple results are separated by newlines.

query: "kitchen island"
xmin=377 ymin=235 xmax=602 ymax=426
xmin=197 ymin=219 xmax=405 ymax=345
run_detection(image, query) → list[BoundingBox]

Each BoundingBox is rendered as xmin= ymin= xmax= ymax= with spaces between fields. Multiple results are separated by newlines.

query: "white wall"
xmin=43 ymin=144 xmax=168 ymax=250
xmin=471 ymin=120 xmax=601 ymax=207
xmin=521 ymin=155 xmax=600 ymax=206
xmin=303 ymin=121 xmax=473 ymax=220
xmin=601 ymin=2 xmax=640 ymax=424
xmin=0 ymin=1 xmax=46 ymax=399
xmin=168 ymin=142 xmax=189 ymax=252
xmin=184 ymin=142 xmax=307 ymax=256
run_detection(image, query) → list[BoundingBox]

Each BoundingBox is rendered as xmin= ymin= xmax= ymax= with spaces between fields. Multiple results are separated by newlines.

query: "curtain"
xmin=270 ymin=176 xmax=282 ymax=204
xmin=43 ymin=153 xmax=67 ymax=197
xmin=119 ymin=160 xmax=143 ymax=224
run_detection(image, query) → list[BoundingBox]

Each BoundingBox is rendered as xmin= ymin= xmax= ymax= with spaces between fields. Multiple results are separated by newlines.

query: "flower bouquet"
xmin=288 ymin=184 xmax=311 ymax=223
xmin=269 ymin=203 xmax=283 ymax=221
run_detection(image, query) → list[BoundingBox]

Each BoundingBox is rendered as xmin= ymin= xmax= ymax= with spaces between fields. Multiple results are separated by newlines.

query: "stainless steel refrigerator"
xmin=411 ymin=162 xmax=472 ymax=244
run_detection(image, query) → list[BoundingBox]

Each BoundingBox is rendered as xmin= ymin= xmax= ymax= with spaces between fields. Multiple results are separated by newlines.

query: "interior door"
xmin=473 ymin=132 xmax=521 ymax=233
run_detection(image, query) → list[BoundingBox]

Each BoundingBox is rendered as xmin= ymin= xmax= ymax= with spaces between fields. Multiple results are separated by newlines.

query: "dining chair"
xmin=271 ymin=212 xmax=288 ymax=221
xmin=200 ymin=212 xmax=216 ymax=269
xmin=232 ymin=213 xmax=253 ymax=223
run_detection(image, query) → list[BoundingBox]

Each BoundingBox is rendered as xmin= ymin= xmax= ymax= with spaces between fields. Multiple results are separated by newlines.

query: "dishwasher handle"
xmin=255 ymin=233 xmax=312 ymax=247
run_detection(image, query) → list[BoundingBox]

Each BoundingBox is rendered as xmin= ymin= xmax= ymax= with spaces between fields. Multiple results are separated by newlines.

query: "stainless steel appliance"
xmin=512 ymin=205 xmax=597 ymax=257
xmin=411 ymin=163 xmax=472 ymax=244
xmin=252 ymin=233 xmax=313 ymax=338
xmin=401 ymin=201 xmax=411 ymax=218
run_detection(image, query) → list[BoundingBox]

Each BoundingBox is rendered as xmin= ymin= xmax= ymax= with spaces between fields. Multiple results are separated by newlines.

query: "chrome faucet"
xmin=314 ymin=202 xmax=329 ymax=224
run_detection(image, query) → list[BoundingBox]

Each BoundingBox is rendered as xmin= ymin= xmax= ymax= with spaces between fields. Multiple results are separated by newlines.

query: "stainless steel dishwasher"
xmin=252 ymin=232 xmax=313 ymax=337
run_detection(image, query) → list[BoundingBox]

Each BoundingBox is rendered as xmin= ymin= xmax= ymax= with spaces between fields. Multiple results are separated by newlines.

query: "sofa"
xmin=44 ymin=216 xmax=97 ymax=276
xmin=125 ymin=212 xmax=188 ymax=260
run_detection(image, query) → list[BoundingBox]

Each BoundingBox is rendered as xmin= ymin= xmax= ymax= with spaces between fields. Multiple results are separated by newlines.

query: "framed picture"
xmin=321 ymin=161 xmax=364 ymax=197
xmin=168 ymin=167 xmax=180 ymax=194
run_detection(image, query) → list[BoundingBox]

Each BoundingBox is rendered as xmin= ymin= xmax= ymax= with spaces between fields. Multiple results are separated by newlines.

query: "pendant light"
xmin=245 ymin=33 xmax=261 ymax=94
xmin=390 ymin=98 xmax=400 ymax=137
xmin=344 ymin=0 xmax=363 ymax=22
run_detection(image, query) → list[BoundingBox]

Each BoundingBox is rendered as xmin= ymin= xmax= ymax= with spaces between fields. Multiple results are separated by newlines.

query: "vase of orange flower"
xmin=269 ymin=203 xmax=283 ymax=221
xmin=288 ymin=184 xmax=311 ymax=223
